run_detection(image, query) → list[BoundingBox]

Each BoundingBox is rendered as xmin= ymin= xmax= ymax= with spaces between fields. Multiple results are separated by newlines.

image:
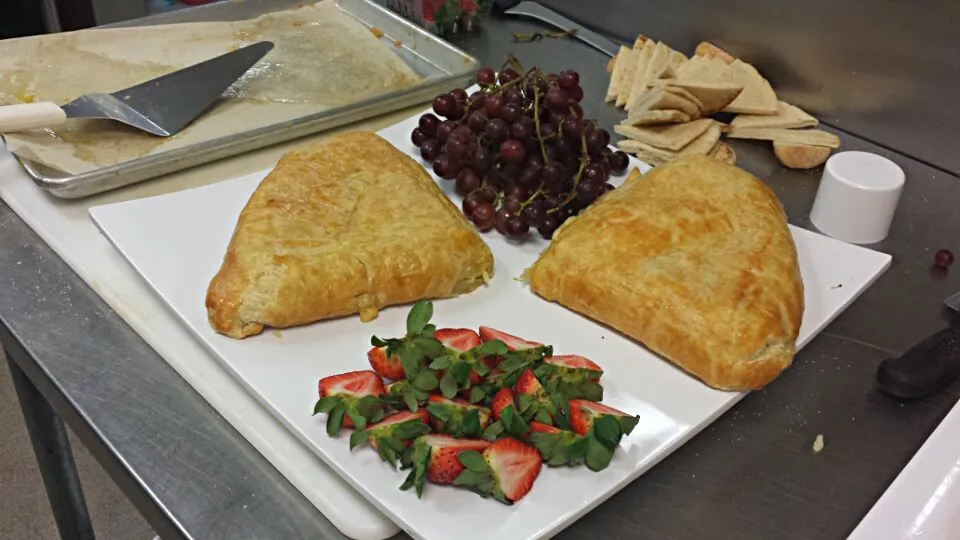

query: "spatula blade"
xmin=107 ymin=41 xmax=274 ymax=137
xmin=946 ymin=291 xmax=960 ymax=312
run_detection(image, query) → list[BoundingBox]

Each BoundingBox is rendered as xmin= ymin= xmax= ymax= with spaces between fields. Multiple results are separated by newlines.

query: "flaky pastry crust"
xmin=206 ymin=131 xmax=494 ymax=339
xmin=528 ymin=156 xmax=803 ymax=391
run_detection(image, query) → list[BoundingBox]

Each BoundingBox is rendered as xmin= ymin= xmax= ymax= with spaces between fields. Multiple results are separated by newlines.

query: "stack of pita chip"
xmin=606 ymin=40 xmax=841 ymax=169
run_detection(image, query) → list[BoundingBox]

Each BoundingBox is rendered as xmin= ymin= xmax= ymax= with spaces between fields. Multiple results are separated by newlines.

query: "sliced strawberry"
xmin=434 ymin=328 xmax=482 ymax=352
xmin=454 ymin=437 xmax=543 ymax=504
xmin=534 ymin=354 xmax=604 ymax=402
xmin=430 ymin=329 xmax=506 ymax=398
xmin=482 ymin=387 xmax=529 ymax=440
xmin=513 ymin=369 xmax=563 ymax=426
xmin=367 ymin=346 xmax=405 ymax=381
xmin=314 ymin=371 xmax=387 ymax=435
xmin=400 ymin=434 xmax=491 ymax=497
xmin=527 ymin=424 xmax=590 ymax=467
xmin=478 ymin=325 xmax=542 ymax=351
xmin=426 ymin=395 xmax=491 ymax=438
xmin=490 ymin=387 xmax=515 ymax=420
xmin=350 ymin=410 xmax=430 ymax=467
xmin=567 ymin=399 xmax=640 ymax=471
xmin=528 ymin=421 xmax=560 ymax=434
xmin=545 ymin=354 xmax=603 ymax=374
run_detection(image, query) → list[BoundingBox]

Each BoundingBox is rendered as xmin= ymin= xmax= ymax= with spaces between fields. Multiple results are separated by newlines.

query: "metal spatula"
xmin=0 ymin=41 xmax=274 ymax=137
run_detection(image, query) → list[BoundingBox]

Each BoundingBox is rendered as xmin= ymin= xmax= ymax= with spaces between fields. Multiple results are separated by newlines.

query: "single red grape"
xmin=582 ymin=162 xmax=607 ymax=185
xmin=575 ymin=182 xmax=600 ymax=205
xmin=446 ymin=137 xmax=469 ymax=161
xmin=498 ymin=163 xmax=522 ymax=184
xmin=501 ymin=103 xmax=522 ymax=124
xmin=411 ymin=128 xmax=428 ymax=148
xmin=420 ymin=139 xmax=442 ymax=161
xmin=501 ymin=198 xmax=522 ymax=214
xmin=484 ymin=95 xmax=504 ymax=119
xmin=538 ymin=213 xmax=561 ymax=239
xmin=525 ymin=154 xmax=545 ymax=170
xmin=504 ymin=216 xmax=530 ymax=238
xmin=495 ymin=206 xmax=514 ymax=235
xmin=500 ymin=139 xmax=527 ymax=164
xmin=418 ymin=113 xmax=440 ymax=137
xmin=609 ymin=151 xmax=630 ymax=173
xmin=503 ymin=88 xmax=524 ymax=106
xmin=476 ymin=67 xmax=496 ymax=86
xmin=562 ymin=118 xmax=584 ymax=138
xmin=498 ymin=68 xmax=519 ymax=84
xmin=432 ymin=94 xmax=457 ymax=118
xmin=567 ymin=85 xmax=584 ymax=102
xmin=467 ymin=92 xmax=486 ymax=111
xmin=472 ymin=146 xmax=493 ymax=172
xmin=450 ymin=88 xmax=468 ymax=103
xmin=548 ymin=110 xmax=566 ymax=129
xmin=554 ymin=136 xmax=579 ymax=157
xmin=433 ymin=155 xmax=457 ymax=179
xmin=558 ymin=70 xmax=580 ymax=89
xmin=541 ymin=162 xmax=563 ymax=187
xmin=462 ymin=194 xmax=482 ymax=218
xmin=521 ymin=200 xmax=546 ymax=227
xmin=539 ymin=122 xmax=557 ymax=139
xmin=436 ymin=120 xmax=456 ymax=142
xmin=504 ymin=184 xmax=528 ymax=201
xmin=935 ymin=249 xmax=955 ymax=269
xmin=484 ymin=119 xmax=510 ymax=143
xmin=450 ymin=125 xmax=472 ymax=142
xmin=518 ymin=165 xmax=541 ymax=188
xmin=455 ymin=168 xmax=481 ymax=196
xmin=511 ymin=118 xmax=535 ymax=141
xmin=568 ymin=103 xmax=583 ymax=118
xmin=586 ymin=129 xmax=610 ymax=153
xmin=472 ymin=202 xmax=496 ymax=231
xmin=468 ymin=110 xmax=488 ymax=133
xmin=546 ymin=88 xmax=569 ymax=112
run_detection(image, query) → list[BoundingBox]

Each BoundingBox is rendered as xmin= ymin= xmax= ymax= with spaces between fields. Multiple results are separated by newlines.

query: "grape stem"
xmin=550 ymin=132 xmax=590 ymax=212
xmin=532 ymin=80 xmax=549 ymax=163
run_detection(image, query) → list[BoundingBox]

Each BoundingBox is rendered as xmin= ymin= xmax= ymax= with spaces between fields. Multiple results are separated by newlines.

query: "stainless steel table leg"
xmin=7 ymin=353 xmax=96 ymax=540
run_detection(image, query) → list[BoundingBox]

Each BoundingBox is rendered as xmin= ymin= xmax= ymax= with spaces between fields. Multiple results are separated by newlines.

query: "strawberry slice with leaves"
xmin=349 ymin=410 xmax=430 ymax=467
xmin=568 ymin=399 xmax=640 ymax=471
xmin=513 ymin=368 xmax=564 ymax=426
xmin=527 ymin=422 xmax=590 ymax=467
xmin=478 ymin=326 xmax=542 ymax=351
xmin=482 ymin=387 xmax=529 ymax=439
xmin=425 ymin=395 xmax=491 ymax=438
xmin=429 ymin=330 xmax=509 ymax=399
xmin=533 ymin=354 xmax=604 ymax=402
xmin=399 ymin=434 xmax=491 ymax=497
xmin=313 ymin=370 xmax=387 ymax=436
xmin=371 ymin=300 xmax=446 ymax=384
xmin=367 ymin=346 xmax=405 ymax=381
xmin=453 ymin=437 xmax=543 ymax=504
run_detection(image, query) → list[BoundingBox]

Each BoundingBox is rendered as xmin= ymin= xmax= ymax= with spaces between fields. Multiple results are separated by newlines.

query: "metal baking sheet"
xmin=10 ymin=0 xmax=478 ymax=198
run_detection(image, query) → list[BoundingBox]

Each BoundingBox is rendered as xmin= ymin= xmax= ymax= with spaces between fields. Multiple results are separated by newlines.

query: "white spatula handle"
xmin=0 ymin=102 xmax=67 ymax=133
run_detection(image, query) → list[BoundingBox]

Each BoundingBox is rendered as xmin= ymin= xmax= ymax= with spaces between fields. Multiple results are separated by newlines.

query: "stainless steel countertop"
xmin=3 ymin=8 xmax=960 ymax=540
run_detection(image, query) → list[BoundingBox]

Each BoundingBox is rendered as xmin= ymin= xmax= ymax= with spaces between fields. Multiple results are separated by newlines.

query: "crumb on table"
xmin=812 ymin=434 xmax=825 ymax=454
xmin=393 ymin=39 xmax=403 ymax=47
xmin=272 ymin=329 xmax=283 ymax=339
xmin=370 ymin=26 xmax=384 ymax=38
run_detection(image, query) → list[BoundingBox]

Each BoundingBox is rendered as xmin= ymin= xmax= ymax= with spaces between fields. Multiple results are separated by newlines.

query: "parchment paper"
xmin=0 ymin=1 xmax=421 ymax=175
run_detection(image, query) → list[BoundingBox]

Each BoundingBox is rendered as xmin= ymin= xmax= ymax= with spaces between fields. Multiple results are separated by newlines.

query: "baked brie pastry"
xmin=206 ymin=131 xmax=494 ymax=339
xmin=527 ymin=156 xmax=803 ymax=391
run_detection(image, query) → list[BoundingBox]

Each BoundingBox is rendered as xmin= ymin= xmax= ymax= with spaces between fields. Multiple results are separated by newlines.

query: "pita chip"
xmin=606 ymin=45 xmax=633 ymax=102
xmin=614 ymin=119 xmax=714 ymax=151
xmin=727 ymin=127 xmax=841 ymax=148
xmin=730 ymin=101 xmax=818 ymax=129
xmin=722 ymin=60 xmax=778 ymax=115
xmin=625 ymin=109 xmax=693 ymax=126
xmin=620 ymin=42 xmax=654 ymax=107
xmin=658 ymin=80 xmax=743 ymax=115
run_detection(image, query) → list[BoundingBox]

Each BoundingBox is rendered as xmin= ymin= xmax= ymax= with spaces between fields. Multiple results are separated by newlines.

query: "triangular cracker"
xmin=658 ymin=80 xmax=743 ymax=115
xmin=619 ymin=42 xmax=654 ymax=107
xmin=730 ymin=101 xmax=818 ymax=129
xmin=627 ymin=87 xmax=700 ymax=120
xmin=722 ymin=60 xmax=778 ymax=115
xmin=625 ymin=109 xmax=692 ymax=126
xmin=679 ymin=122 xmax=723 ymax=156
xmin=614 ymin=119 xmax=714 ymax=151
xmin=605 ymin=45 xmax=633 ymax=102
xmin=707 ymin=141 xmax=737 ymax=165
xmin=726 ymin=127 xmax=840 ymax=148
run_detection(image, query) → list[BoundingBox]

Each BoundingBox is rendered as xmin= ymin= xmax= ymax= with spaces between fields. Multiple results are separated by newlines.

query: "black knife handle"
xmin=876 ymin=325 xmax=960 ymax=400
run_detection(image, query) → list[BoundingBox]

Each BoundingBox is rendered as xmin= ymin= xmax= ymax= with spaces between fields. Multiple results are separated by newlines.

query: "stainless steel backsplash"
xmin=540 ymin=0 xmax=960 ymax=175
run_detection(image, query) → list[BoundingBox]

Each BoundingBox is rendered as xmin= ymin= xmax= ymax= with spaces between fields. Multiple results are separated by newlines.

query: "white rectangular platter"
xmin=89 ymin=113 xmax=892 ymax=540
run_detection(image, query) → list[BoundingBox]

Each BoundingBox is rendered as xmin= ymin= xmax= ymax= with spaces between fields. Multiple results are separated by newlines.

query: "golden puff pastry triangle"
xmin=206 ymin=131 xmax=494 ymax=339
xmin=527 ymin=156 xmax=803 ymax=391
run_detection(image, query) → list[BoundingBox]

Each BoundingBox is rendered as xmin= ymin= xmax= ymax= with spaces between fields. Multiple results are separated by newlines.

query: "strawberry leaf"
xmin=426 ymin=403 xmax=453 ymax=422
xmin=403 ymin=391 xmax=419 ymax=413
xmin=371 ymin=336 xmax=390 ymax=347
xmin=585 ymin=435 xmax=615 ymax=471
xmin=412 ymin=336 xmax=445 ymax=357
xmin=429 ymin=355 xmax=451 ymax=370
xmin=451 ymin=361 xmax=472 ymax=384
xmin=468 ymin=386 xmax=488 ymax=404
xmin=396 ymin=421 xmax=430 ymax=439
xmin=457 ymin=450 xmax=488 ymax=472
xmin=406 ymin=300 xmax=433 ymax=335
xmin=618 ymin=414 xmax=640 ymax=436
xmin=313 ymin=396 xmax=340 ymax=415
xmin=346 ymin=409 xmax=367 ymax=431
xmin=326 ymin=406 xmax=346 ymax=436
xmin=439 ymin=370 xmax=458 ymax=398
xmin=400 ymin=347 xmax=422 ymax=379
xmin=413 ymin=371 xmax=439 ymax=391
xmin=482 ymin=421 xmax=505 ymax=438
xmin=399 ymin=437 xmax=430 ymax=498
xmin=349 ymin=430 xmax=368 ymax=450
xmin=593 ymin=415 xmax=623 ymax=447
xmin=501 ymin=406 xmax=529 ymax=437
xmin=473 ymin=339 xmax=509 ymax=357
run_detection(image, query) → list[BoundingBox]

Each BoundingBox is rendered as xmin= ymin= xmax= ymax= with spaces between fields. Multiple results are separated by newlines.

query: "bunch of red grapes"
xmin=410 ymin=58 xmax=630 ymax=240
